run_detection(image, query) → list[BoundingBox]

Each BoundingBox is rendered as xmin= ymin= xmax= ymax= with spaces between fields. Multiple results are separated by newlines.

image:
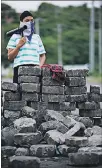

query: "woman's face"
xmin=23 ymin=16 xmax=34 ymax=22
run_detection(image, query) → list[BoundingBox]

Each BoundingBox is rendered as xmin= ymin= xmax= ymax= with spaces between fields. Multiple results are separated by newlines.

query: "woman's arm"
xmin=8 ymin=37 xmax=26 ymax=61
xmin=39 ymin=54 xmax=46 ymax=67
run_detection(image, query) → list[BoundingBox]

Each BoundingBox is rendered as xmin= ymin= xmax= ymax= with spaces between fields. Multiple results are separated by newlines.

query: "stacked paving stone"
xmin=1 ymin=66 xmax=102 ymax=168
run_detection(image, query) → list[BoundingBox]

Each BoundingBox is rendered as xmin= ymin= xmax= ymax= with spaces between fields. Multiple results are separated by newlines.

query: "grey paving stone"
xmin=65 ymin=94 xmax=87 ymax=102
xmin=65 ymin=69 xmax=89 ymax=77
xmin=9 ymin=156 xmax=40 ymax=168
xmin=60 ymin=102 xmax=76 ymax=111
xmin=4 ymin=92 xmax=20 ymax=101
xmin=84 ymin=128 xmax=93 ymax=137
xmin=79 ymin=109 xmax=102 ymax=117
xmin=65 ymin=86 xmax=87 ymax=95
xmin=88 ymin=135 xmax=102 ymax=146
xmin=65 ymin=77 xmax=86 ymax=86
xmin=4 ymin=101 xmax=26 ymax=111
xmin=42 ymin=94 xmax=65 ymax=103
xmin=87 ymin=92 xmax=101 ymax=102
xmin=21 ymin=106 xmax=37 ymax=119
xmin=44 ymin=130 xmax=65 ymax=145
xmin=42 ymin=77 xmax=64 ymax=86
xmin=18 ymin=66 xmax=41 ymax=76
xmin=42 ymin=67 xmax=51 ymax=77
xmin=64 ymin=122 xmax=85 ymax=138
xmin=78 ymin=146 xmax=102 ymax=153
xmin=68 ymin=152 xmax=99 ymax=166
xmin=1 ymin=146 xmax=17 ymax=157
xmin=2 ymin=82 xmax=18 ymax=92
xmin=45 ymin=110 xmax=65 ymax=122
xmin=4 ymin=110 xmax=21 ymax=126
xmin=57 ymin=145 xmax=77 ymax=156
xmin=13 ymin=117 xmax=36 ymax=133
xmin=18 ymin=76 xmax=39 ymax=83
xmin=15 ymin=148 xmax=29 ymax=156
xmin=30 ymin=144 xmax=56 ymax=157
xmin=92 ymin=126 xmax=102 ymax=135
xmin=90 ymin=85 xmax=100 ymax=94
xmin=20 ymin=83 xmax=40 ymax=93
xmin=42 ymin=86 xmax=64 ymax=94
xmin=65 ymin=136 xmax=88 ymax=147
xmin=22 ymin=93 xmax=39 ymax=101
xmin=1 ymin=126 xmax=18 ymax=146
xmin=14 ymin=132 xmax=43 ymax=147
xmin=77 ymin=102 xmax=100 ymax=110
xmin=38 ymin=120 xmax=69 ymax=134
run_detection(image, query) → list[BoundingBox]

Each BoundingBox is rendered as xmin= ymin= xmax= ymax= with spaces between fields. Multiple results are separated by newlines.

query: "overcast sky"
xmin=2 ymin=1 xmax=101 ymax=13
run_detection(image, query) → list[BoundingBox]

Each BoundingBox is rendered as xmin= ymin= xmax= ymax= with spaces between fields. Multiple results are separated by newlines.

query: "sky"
xmin=2 ymin=1 xmax=101 ymax=13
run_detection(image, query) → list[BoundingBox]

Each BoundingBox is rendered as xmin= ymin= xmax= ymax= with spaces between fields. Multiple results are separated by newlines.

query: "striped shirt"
xmin=6 ymin=34 xmax=46 ymax=68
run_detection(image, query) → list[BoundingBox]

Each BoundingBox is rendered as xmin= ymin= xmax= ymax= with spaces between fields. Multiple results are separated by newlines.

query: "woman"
xmin=7 ymin=11 xmax=46 ymax=83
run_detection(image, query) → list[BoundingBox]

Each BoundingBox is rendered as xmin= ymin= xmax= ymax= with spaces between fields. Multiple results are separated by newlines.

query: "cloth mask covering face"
xmin=19 ymin=21 xmax=35 ymax=41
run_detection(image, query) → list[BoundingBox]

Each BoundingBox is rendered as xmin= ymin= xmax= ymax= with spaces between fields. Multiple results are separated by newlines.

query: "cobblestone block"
xmin=45 ymin=110 xmax=65 ymax=122
xmin=20 ymin=83 xmax=40 ymax=93
xmin=68 ymin=152 xmax=99 ymax=166
xmin=4 ymin=92 xmax=20 ymax=101
xmin=78 ymin=146 xmax=102 ymax=153
xmin=13 ymin=117 xmax=36 ymax=133
xmin=79 ymin=109 xmax=102 ymax=117
xmin=44 ymin=130 xmax=65 ymax=145
xmin=42 ymin=77 xmax=64 ymax=86
xmin=63 ymin=116 xmax=77 ymax=128
xmin=9 ymin=156 xmax=40 ymax=168
xmin=42 ymin=94 xmax=65 ymax=103
xmin=65 ymin=69 xmax=89 ymax=77
xmin=90 ymin=85 xmax=100 ymax=94
xmin=88 ymin=135 xmax=102 ymax=146
xmin=64 ymin=122 xmax=85 ymax=138
xmin=87 ymin=92 xmax=100 ymax=102
xmin=30 ymin=144 xmax=56 ymax=157
xmin=65 ymin=86 xmax=87 ymax=95
xmin=2 ymin=82 xmax=18 ymax=92
xmin=65 ymin=94 xmax=87 ymax=102
xmin=65 ymin=77 xmax=86 ymax=86
xmin=38 ymin=120 xmax=69 ymax=134
xmin=4 ymin=101 xmax=26 ymax=111
xmin=60 ymin=102 xmax=76 ymax=111
xmin=47 ymin=102 xmax=60 ymax=111
xmin=21 ymin=106 xmax=37 ymax=119
xmin=65 ymin=137 xmax=88 ymax=147
xmin=84 ymin=128 xmax=93 ymax=137
xmin=77 ymin=102 xmax=100 ymax=109
xmin=92 ymin=126 xmax=102 ymax=135
xmin=4 ymin=110 xmax=21 ymax=126
xmin=22 ymin=93 xmax=39 ymax=101
xmin=72 ymin=116 xmax=93 ymax=128
xmin=42 ymin=86 xmax=64 ymax=94
xmin=57 ymin=145 xmax=77 ymax=156
xmin=18 ymin=76 xmax=39 ymax=83
xmin=15 ymin=148 xmax=29 ymax=156
xmin=1 ymin=126 xmax=17 ymax=146
xmin=18 ymin=66 xmax=41 ymax=76
xmin=42 ymin=67 xmax=51 ymax=77
xmin=1 ymin=146 xmax=17 ymax=157
xmin=14 ymin=132 xmax=43 ymax=147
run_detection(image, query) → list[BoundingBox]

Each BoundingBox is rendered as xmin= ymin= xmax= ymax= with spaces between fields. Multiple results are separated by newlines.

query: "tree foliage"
xmin=1 ymin=2 xmax=99 ymax=69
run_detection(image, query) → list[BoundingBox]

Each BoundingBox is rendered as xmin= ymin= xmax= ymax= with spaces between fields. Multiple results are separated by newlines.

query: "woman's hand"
xmin=17 ymin=37 xmax=26 ymax=49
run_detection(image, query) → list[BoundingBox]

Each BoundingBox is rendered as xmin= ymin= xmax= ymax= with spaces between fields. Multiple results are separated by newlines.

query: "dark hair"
xmin=20 ymin=11 xmax=33 ymax=21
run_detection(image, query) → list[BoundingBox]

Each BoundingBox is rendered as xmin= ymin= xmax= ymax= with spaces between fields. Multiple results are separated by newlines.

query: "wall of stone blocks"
xmin=1 ymin=66 xmax=102 ymax=168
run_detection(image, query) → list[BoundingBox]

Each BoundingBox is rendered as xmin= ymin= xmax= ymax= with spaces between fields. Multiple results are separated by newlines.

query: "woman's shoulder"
xmin=10 ymin=33 xmax=21 ymax=39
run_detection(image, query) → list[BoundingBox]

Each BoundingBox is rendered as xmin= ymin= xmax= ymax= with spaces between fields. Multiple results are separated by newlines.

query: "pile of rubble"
xmin=1 ymin=66 xmax=102 ymax=168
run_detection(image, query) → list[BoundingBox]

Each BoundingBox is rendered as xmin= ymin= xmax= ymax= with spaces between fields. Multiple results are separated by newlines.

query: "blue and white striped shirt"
xmin=6 ymin=34 xmax=46 ymax=67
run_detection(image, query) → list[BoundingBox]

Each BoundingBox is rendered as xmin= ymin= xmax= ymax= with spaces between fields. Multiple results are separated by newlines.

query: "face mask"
xmin=19 ymin=21 xmax=35 ymax=37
